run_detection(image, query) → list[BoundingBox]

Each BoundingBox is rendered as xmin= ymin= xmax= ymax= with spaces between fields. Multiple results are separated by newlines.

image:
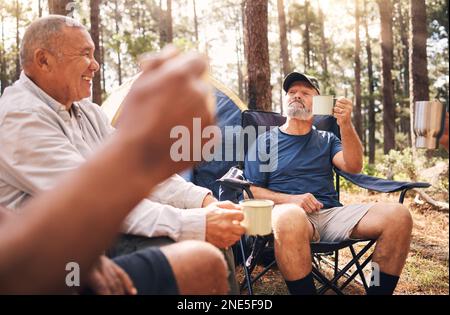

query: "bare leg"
xmin=350 ymin=202 xmax=413 ymax=276
xmin=161 ymin=240 xmax=229 ymax=294
xmin=272 ymin=204 xmax=315 ymax=280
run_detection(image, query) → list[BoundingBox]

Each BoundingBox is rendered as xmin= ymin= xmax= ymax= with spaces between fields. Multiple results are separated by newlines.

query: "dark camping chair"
xmin=217 ymin=109 xmax=431 ymax=295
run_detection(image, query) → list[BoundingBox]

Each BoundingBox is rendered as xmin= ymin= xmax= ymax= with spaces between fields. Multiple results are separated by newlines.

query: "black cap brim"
xmin=283 ymin=72 xmax=320 ymax=95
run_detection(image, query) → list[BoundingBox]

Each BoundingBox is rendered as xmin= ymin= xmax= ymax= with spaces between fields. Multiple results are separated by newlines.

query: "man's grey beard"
xmin=286 ymin=103 xmax=312 ymax=120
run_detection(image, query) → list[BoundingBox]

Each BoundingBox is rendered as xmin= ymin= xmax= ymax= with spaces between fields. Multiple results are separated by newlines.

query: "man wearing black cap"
xmin=244 ymin=72 xmax=413 ymax=295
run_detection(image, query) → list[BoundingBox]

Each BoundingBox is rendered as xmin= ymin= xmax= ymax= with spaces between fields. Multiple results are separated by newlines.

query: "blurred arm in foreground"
xmin=0 ymin=48 xmax=216 ymax=293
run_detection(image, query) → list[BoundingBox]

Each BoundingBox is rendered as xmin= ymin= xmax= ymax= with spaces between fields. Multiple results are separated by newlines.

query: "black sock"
xmin=367 ymin=271 xmax=400 ymax=295
xmin=285 ymin=272 xmax=317 ymax=295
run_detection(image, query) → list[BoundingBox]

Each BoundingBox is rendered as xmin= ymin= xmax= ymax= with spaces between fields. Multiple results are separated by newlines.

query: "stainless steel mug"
xmin=414 ymin=99 xmax=446 ymax=149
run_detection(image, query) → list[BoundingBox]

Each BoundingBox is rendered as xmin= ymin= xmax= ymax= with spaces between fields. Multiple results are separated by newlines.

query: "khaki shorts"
xmin=307 ymin=203 xmax=375 ymax=243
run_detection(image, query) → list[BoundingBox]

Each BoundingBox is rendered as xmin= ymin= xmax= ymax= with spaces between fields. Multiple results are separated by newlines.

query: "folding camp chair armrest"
xmin=217 ymin=177 xmax=252 ymax=190
xmin=335 ymin=168 xmax=431 ymax=193
xmin=216 ymin=166 xmax=255 ymax=199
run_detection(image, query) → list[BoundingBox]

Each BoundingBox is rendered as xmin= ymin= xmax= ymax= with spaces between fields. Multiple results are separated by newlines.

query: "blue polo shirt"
xmin=244 ymin=127 xmax=343 ymax=209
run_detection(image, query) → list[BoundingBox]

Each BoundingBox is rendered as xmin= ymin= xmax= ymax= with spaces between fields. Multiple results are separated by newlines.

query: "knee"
xmin=397 ymin=204 xmax=413 ymax=232
xmin=191 ymin=241 xmax=228 ymax=275
xmin=272 ymin=204 xmax=310 ymax=240
xmin=162 ymin=240 xmax=228 ymax=294
xmin=181 ymin=241 xmax=228 ymax=294
xmin=385 ymin=203 xmax=413 ymax=235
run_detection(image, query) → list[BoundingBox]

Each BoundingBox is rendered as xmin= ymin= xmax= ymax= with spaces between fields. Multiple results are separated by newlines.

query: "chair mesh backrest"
xmin=241 ymin=110 xmax=341 ymax=157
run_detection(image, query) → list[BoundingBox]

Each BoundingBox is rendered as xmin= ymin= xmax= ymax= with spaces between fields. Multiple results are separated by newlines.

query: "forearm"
xmin=122 ymin=199 xmax=207 ymax=241
xmin=149 ymin=174 xmax=212 ymax=209
xmin=201 ymin=194 xmax=217 ymax=207
xmin=0 ymin=134 xmax=165 ymax=293
xmin=340 ymin=124 xmax=363 ymax=173
xmin=249 ymin=185 xmax=293 ymax=204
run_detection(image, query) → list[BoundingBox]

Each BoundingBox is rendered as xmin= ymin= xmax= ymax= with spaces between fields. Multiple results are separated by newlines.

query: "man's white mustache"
xmin=289 ymin=99 xmax=305 ymax=107
xmin=288 ymin=102 xmax=310 ymax=112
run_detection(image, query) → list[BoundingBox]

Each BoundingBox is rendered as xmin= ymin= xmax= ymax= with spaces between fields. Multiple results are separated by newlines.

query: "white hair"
xmin=20 ymin=15 xmax=85 ymax=69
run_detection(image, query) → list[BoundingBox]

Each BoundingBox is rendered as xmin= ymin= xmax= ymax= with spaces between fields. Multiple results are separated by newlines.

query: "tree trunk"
xmin=38 ymin=0 xmax=43 ymax=17
xmin=48 ymin=0 xmax=71 ymax=15
xmin=318 ymin=4 xmax=328 ymax=74
xmin=15 ymin=0 xmax=20 ymax=81
xmin=398 ymin=2 xmax=410 ymax=99
xmin=0 ymin=11 xmax=6 ymax=93
xmin=235 ymin=25 xmax=244 ymax=100
xmin=136 ymin=2 xmax=143 ymax=36
xmin=114 ymin=0 xmax=122 ymax=85
xmin=236 ymin=44 xmax=243 ymax=100
xmin=354 ymin=0 xmax=363 ymax=141
xmin=377 ymin=0 xmax=395 ymax=154
xmin=398 ymin=1 xmax=411 ymax=144
xmin=90 ymin=0 xmax=102 ymax=105
xmin=100 ymin=22 xmax=106 ymax=94
xmin=166 ymin=0 xmax=173 ymax=43
xmin=159 ymin=0 xmax=165 ymax=47
xmin=279 ymin=65 xmax=284 ymax=115
xmin=364 ymin=0 xmax=376 ymax=164
xmin=159 ymin=0 xmax=173 ymax=47
xmin=409 ymin=0 xmax=429 ymax=150
xmin=287 ymin=15 xmax=294 ymax=72
xmin=193 ymin=0 xmax=199 ymax=45
xmin=244 ymin=0 xmax=271 ymax=111
xmin=241 ymin=0 xmax=249 ymax=62
xmin=303 ymin=0 xmax=311 ymax=70
xmin=277 ymin=0 xmax=291 ymax=76
xmin=363 ymin=108 xmax=368 ymax=155
xmin=241 ymin=0 xmax=249 ymax=103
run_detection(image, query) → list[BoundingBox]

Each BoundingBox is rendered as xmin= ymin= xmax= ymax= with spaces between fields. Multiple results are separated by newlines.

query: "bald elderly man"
xmin=0 ymin=15 xmax=243 ymax=293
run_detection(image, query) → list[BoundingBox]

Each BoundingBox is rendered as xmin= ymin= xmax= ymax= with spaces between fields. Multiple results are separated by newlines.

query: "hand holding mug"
xmin=205 ymin=205 xmax=245 ymax=249
xmin=333 ymin=97 xmax=353 ymax=127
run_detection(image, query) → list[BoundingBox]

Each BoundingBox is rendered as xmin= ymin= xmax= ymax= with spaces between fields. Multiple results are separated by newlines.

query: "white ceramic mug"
xmin=239 ymin=199 xmax=274 ymax=236
xmin=313 ymin=95 xmax=336 ymax=115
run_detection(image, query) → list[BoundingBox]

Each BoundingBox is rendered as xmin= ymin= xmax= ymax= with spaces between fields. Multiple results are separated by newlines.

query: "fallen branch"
xmin=413 ymin=189 xmax=449 ymax=212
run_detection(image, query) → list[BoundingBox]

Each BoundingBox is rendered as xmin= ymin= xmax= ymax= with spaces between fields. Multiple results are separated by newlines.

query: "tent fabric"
xmin=191 ymin=82 xmax=246 ymax=197
xmin=101 ymin=73 xmax=139 ymax=125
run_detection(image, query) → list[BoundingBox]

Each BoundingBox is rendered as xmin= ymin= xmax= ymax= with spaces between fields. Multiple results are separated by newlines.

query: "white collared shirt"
xmin=0 ymin=72 xmax=211 ymax=241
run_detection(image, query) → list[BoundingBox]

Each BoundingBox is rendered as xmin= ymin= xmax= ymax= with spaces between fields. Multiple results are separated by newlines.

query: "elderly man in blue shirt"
xmin=244 ymin=72 xmax=413 ymax=295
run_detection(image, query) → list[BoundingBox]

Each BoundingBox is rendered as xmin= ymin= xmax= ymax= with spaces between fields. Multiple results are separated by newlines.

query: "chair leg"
xmin=339 ymin=251 xmax=373 ymax=293
xmin=239 ymin=237 xmax=253 ymax=295
xmin=335 ymin=240 xmax=376 ymax=293
xmin=240 ymin=236 xmax=271 ymax=292
xmin=247 ymin=236 xmax=269 ymax=275
xmin=334 ymin=250 xmax=339 ymax=277
xmin=313 ymin=253 xmax=323 ymax=270
xmin=314 ymin=266 xmax=344 ymax=295
xmin=249 ymin=260 xmax=276 ymax=287
xmin=349 ymin=245 xmax=370 ymax=292
xmin=318 ymin=240 xmax=376 ymax=294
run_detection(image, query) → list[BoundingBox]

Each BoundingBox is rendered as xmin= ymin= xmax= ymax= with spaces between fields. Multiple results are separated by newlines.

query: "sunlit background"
xmin=0 ymin=0 xmax=448 ymax=113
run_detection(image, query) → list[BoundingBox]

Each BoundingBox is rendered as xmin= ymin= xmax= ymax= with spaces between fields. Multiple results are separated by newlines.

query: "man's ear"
xmin=34 ymin=49 xmax=52 ymax=72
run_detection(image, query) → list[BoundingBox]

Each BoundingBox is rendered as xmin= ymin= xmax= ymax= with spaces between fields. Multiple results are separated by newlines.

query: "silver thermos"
xmin=414 ymin=99 xmax=446 ymax=149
